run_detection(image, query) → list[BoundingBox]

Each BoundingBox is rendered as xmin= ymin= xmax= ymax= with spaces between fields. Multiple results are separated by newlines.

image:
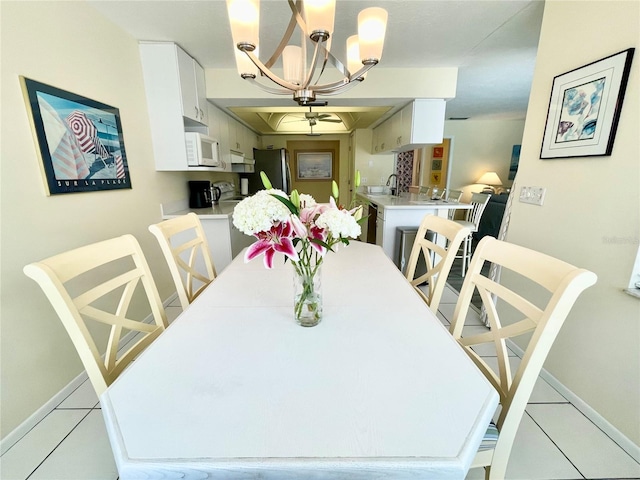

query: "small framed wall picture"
xmin=540 ymin=48 xmax=634 ymax=159
xmin=21 ymin=77 xmax=132 ymax=195
xmin=295 ymin=151 xmax=333 ymax=181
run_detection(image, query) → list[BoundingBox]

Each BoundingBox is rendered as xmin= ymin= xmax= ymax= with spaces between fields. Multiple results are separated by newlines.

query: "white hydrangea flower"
xmin=232 ymin=189 xmax=291 ymax=235
xmin=316 ymin=208 xmax=361 ymax=239
xmin=298 ymin=194 xmax=316 ymax=208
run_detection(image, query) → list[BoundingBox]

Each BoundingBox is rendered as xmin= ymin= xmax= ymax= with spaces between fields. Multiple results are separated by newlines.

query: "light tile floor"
xmin=1 ymin=290 xmax=639 ymax=480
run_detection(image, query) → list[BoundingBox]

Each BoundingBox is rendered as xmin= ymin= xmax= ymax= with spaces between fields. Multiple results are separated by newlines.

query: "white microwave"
xmin=185 ymin=132 xmax=220 ymax=167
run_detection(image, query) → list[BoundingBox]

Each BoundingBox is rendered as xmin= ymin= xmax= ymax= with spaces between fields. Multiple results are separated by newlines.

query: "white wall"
xmin=444 ymin=119 xmax=526 ymax=201
xmin=0 ymin=1 xmax=191 ymax=437
xmin=506 ymin=1 xmax=639 ymax=446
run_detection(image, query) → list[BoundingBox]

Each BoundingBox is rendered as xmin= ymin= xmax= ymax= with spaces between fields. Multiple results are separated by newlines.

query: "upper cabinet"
xmin=140 ymin=42 xmax=224 ymax=171
xmin=227 ymin=117 xmax=261 ymax=159
xmin=372 ymin=99 xmax=446 ymax=154
xmin=176 ymin=47 xmax=208 ymax=126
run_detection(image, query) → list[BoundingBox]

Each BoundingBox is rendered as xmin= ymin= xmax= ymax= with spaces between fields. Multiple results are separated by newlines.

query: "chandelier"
xmin=226 ymin=0 xmax=388 ymax=106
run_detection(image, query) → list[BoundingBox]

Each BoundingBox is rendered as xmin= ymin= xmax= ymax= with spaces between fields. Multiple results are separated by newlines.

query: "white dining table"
xmin=101 ymin=241 xmax=498 ymax=479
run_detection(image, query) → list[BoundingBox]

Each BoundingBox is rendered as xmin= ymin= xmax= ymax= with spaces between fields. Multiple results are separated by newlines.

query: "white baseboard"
xmin=0 ymin=293 xmax=179 ymax=456
xmin=507 ymin=339 xmax=640 ymax=463
xmin=0 ymin=370 xmax=88 ymax=455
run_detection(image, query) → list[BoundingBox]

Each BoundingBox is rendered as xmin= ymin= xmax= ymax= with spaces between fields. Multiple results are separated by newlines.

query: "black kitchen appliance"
xmin=188 ymin=181 xmax=212 ymax=208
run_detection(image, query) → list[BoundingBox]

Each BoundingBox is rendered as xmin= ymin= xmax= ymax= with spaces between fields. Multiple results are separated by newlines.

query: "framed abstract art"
xmin=540 ymin=48 xmax=634 ymax=159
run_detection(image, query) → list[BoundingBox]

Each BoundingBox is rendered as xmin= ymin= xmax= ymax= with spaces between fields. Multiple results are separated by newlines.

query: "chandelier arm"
xmin=323 ymin=47 xmax=349 ymax=78
xmin=312 ymin=78 xmax=364 ymax=96
xmin=242 ymin=49 xmax=305 ymax=92
xmin=311 ymin=42 xmax=332 ymax=87
xmin=264 ymin=0 xmax=303 ymax=70
xmin=243 ymin=77 xmax=295 ymax=96
xmin=300 ymin=40 xmax=325 ymax=89
xmin=310 ymin=63 xmax=376 ymax=94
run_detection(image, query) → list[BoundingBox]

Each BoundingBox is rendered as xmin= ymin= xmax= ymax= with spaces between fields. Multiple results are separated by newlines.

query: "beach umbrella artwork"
xmin=65 ymin=110 xmax=109 ymax=159
xmin=37 ymin=98 xmax=90 ymax=180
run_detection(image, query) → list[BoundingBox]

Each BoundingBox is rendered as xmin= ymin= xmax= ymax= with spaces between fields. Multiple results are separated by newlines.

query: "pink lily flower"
xmin=299 ymin=204 xmax=327 ymax=224
xmin=245 ymin=221 xmax=299 ymax=268
xmin=308 ymin=224 xmax=328 ymax=256
xmin=290 ymin=214 xmax=307 ymax=239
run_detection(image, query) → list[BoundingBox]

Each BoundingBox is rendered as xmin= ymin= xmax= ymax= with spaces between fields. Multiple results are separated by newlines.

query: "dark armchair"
xmin=475 ymin=194 xmax=508 ymax=241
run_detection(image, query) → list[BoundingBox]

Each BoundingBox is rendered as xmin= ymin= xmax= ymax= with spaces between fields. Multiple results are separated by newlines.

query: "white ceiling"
xmin=88 ymin=0 xmax=545 ymax=134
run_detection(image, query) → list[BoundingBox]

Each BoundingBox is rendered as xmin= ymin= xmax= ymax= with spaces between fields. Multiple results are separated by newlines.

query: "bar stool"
xmin=455 ymin=192 xmax=490 ymax=276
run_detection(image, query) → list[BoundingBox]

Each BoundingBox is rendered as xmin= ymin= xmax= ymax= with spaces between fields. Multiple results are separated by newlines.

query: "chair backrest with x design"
xmin=405 ymin=215 xmax=472 ymax=313
xmin=449 ymin=236 xmax=596 ymax=479
xmin=149 ymin=213 xmax=217 ymax=310
xmin=23 ymin=234 xmax=168 ymax=396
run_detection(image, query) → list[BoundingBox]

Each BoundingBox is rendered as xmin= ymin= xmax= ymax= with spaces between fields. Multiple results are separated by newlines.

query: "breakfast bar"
xmin=358 ymin=192 xmax=472 ymax=260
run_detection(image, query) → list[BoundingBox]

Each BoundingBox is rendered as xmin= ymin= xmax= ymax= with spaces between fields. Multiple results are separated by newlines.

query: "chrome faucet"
xmin=386 ymin=174 xmax=399 ymax=196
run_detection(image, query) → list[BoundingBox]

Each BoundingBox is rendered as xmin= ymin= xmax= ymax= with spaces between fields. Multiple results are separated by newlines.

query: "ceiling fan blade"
xmin=318 ymin=118 xmax=342 ymax=123
xmin=282 ymin=117 xmax=310 ymax=123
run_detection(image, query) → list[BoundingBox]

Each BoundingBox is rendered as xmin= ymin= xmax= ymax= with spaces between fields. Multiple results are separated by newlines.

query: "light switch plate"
xmin=519 ymin=186 xmax=546 ymax=206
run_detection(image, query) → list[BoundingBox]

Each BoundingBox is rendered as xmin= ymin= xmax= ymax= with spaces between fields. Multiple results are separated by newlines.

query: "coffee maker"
xmin=188 ymin=181 xmax=212 ymax=208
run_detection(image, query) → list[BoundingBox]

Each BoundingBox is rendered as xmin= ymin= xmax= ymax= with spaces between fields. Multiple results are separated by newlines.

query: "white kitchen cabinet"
xmin=397 ymin=99 xmax=445 ymax=150
xmin=244 ymin=128 xmax=260 ymax=159
xmin=371 ymin=99 xmax=446 ymax=154
xmin=200 ymin=216 xmax=254 ymax=272
xmin=207 ymin=105 xmax=232 ymax=172
xmin=372 ymin=117 xmax=394 ymax=153
xmin=228 ymin=117 xmax=260 ymax=158
xmin=228 ymin=117 xmax=243 ymax=153
xmin=140 ymin=42 xmax=219 ymax=171
xmin=177 ymin=47 xmax=208 ymax=125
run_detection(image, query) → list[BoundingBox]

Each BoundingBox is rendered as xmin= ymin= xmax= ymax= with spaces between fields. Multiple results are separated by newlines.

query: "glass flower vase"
xmin=292 ymin=261 xmax=322 ymax=327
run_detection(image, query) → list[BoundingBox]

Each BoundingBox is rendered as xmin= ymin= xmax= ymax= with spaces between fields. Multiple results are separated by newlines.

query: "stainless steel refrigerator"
xmin=247 ymin=148 xmax=291 ymax=194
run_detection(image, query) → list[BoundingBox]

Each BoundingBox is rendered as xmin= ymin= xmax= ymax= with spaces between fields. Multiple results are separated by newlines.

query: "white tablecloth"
xmin=101 ymin=241 xmax=498 ymax=479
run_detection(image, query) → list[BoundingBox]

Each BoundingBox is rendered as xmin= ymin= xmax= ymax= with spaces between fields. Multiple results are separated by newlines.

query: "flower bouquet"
xmin=233 ymin=172 xmax=363 ymax=326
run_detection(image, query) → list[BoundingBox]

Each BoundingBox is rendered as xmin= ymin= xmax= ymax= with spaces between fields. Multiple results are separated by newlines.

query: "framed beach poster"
xmin=540 ymin=48 xmax=634 ymax=159
xmin=296 ymin=151 xmax=333 ymax=180
xmin=21 ymin=77 xmax=132 ymax=195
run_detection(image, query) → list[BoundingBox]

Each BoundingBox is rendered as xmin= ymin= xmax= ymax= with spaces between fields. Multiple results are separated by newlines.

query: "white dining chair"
xmin=149 ymin=212 xmax=217 ymax=310
xmin=449 ymin=236 xmax=597 ymax=479
xmin=444 ymin=189 xmax=464 ymax=220
xmin=405 ymin=215 xmax=472 ymax=313
xmin=455 ymin=192 xmax=491 ymax=276
xmin=23 ymin=234 xmax=168 ymax=396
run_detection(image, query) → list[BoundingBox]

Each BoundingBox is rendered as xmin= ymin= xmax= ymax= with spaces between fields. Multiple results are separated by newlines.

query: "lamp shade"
xmin=234 ymin=47 xmax=259 ymax=77
xmin=346 ymin=35 xmax=366 ymax=79
xmin=303 ymin=0 xmax=335 ymax=41
xmin=476 ymin=171 xmax=503 ymax=186
xmin=357 ymin=7 xmax=387 ymax=62
xmin=283 ymin=45 xmax=303 ymax=85
xmin=227 ymin=0 xmax=260 ymax=48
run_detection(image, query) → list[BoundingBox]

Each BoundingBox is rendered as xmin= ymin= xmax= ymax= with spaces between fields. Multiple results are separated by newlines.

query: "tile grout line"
xmin=0 ymin=384 xmax=86 ymax=458
xmin=524 ymin=410 xmax=587 ymax=480
xmin=24 ymin=409 xmax=93 ymax=480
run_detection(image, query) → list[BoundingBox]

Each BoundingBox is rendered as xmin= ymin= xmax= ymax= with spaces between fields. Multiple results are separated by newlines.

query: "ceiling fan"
xmin=286 ymin=107 xmax=343 ymax=127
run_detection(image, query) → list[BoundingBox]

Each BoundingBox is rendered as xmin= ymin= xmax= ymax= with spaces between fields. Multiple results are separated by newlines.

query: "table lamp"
xmin=476 ymin=171 xmax=503 ymax=193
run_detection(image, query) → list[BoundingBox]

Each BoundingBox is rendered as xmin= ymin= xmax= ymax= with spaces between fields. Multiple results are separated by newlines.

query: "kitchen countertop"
xmin=161 ymin=192 xmax=467 ymax=220
xmin=358 ymin=192 xmax=471 ymax=210
xmin=161 ymin=199 xmax=240 ymax=219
